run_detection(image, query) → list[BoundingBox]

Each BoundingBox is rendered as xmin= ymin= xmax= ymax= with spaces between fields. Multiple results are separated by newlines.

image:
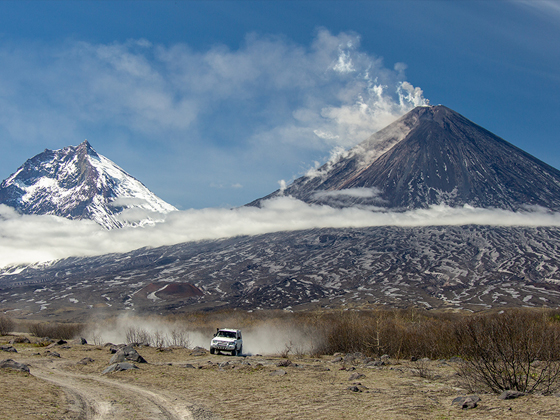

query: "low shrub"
xmin=27 ymin=322 xmax=85 ymax=340
xmin=454 ymin=310 xmax=560 ymax=394
xmin=0 ymin=315 xmax=15 ymax=336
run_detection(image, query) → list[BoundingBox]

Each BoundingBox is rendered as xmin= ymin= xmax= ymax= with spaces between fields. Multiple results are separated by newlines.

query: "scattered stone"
xmin=0 ymin=359 xmax=30 ymax=373
xmin=452 ymin=395 xmax=481 ymax=409
xmin=499 ymin=390 xmax=525 ymax=400
xmin=109 ymin=344 xmax=126 ymax=354
xmin=0 ymin=345 xmax=17 ymax=353
xmin=276 ymin=359 xmax=292 ymax=367
xmin=10 ymin=336 xmax=30 ymax=344
xmin=190 ymin=346 xmax=207 ymax=356
xmin=344 ymin=352 xmax=363 ymax=364
xmin=77 ymin=357 xmax=95 ymax=365
xmin=349 ymin=372 xmax=366 ymax=381
xmin=270 ymin=369 xmax=286 ymax=377
xmin=110 ymin=345 xmax=147 ymax=364
xmin=102 ymin=362 xmax=139 ymax=374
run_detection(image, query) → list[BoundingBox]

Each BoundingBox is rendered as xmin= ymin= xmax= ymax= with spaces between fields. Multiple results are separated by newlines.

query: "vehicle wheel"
xmin=210 ymin=348 xmax=215 ymax=354
xmin=231 ymin=348 xmax=237 ymax=356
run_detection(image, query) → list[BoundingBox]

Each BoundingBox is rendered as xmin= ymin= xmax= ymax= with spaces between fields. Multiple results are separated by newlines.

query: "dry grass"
xmin=3 ymin=334 xmax=560 ymax=419
xmin=0 ymin=369 xmax=66 ymax=420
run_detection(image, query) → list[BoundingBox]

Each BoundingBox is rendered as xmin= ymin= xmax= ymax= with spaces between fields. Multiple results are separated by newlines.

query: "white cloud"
xmin=313 ymin=187 xmax=383 ymax=199
xmin=2 ymin=199 xmax=560 ymax=268
xmin=0 ymin=30 xmax=426 ymax=177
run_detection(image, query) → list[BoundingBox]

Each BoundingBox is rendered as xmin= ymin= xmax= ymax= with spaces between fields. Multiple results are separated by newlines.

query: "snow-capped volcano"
xmin=251 ymin=105 xmax=560 ymax=211
xmin=0 ymin=141 xmax=176 ymax=229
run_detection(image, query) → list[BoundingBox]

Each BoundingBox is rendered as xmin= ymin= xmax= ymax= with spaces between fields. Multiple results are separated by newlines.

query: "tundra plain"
xmin=2 ymin=335 xmax=560 ymax=420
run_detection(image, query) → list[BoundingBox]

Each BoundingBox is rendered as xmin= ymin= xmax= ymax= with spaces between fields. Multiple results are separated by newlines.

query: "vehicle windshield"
xmin=217 ymin=331 xmax=236 ymax=338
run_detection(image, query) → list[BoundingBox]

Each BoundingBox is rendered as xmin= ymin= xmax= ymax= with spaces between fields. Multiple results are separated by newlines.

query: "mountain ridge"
xmin=2 ymin=105 xmax=560 ymax=318
xmin=0 ymin=140 xmax=177 ymax=229
xmin=251 ymin=105 xmax=560 ymax=211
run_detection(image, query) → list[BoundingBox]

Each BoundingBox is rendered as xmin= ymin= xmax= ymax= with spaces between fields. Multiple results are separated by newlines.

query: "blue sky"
xmin=0 ymin=0 xmax=559 ymax=210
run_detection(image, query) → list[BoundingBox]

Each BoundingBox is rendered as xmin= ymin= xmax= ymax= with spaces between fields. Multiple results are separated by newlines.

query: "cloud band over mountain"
xmin=1 ymin=198 xmax=559 ymax=268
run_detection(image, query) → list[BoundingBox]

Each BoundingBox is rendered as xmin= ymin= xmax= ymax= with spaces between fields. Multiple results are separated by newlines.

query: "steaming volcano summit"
xmin=251 ymin=105 xmax=560 ymax=212
xmin=0 ymin=140 xmax=176 ymax=229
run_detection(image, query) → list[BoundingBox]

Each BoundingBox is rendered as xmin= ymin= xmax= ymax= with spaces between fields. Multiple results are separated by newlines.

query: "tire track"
xmin=28 ymin=359 xmax=194 ymax=420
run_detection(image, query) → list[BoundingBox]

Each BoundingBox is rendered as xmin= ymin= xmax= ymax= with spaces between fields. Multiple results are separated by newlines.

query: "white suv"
xmin=210 ymin=328 xmax=243 ymax=356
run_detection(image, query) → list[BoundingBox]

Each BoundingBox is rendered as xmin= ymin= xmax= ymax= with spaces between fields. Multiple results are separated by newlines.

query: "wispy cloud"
xmin=1 ymin=199 xmax=559 ymax=268
xmin=514 ymin=0 xmax=560 ymax=16
xmin=0 ymin=30 xmax=426 ymax=208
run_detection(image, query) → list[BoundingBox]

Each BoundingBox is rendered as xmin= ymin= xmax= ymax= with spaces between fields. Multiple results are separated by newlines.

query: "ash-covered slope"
xmin=0 ymin=141 xmax=176 ymax=229
xmin=3 ymin=225 xmax=560 ymax=319
xmin=251 ymin=105 xmax=560 ymax=211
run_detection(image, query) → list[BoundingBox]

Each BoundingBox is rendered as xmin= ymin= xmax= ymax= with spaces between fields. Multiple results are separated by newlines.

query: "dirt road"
xmin=17 ymin=358 xmax=199 ymax=420
xmin=4 ymin=340 xmax=560 ymax=419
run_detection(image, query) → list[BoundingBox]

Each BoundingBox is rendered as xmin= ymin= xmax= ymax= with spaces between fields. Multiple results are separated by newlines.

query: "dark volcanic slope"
xmin=252 ymin=106 xmax=560 ymax=211
xmin=2 ymin=225 xmax=560 ymax=319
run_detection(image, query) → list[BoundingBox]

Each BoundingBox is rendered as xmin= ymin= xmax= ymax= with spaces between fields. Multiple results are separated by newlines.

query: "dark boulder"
xmin=499 ymin=390 xmax=525 ymax=400
xmin=452 ymin=395 xmax=480 ymax=409
xmin=0 ymin=345 xmax=17 ymax=353
xmin=102 ymin=362 xmax=139 ymax=374
xmin=109 ymin=345 xmax=147 ymax=364
xmin=0 ymin=359 xmax=30 ymax=373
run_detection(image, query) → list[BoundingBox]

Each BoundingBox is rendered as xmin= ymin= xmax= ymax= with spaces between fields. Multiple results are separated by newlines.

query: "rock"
xmin=0 ymin=359 xmax=30 ymax=373
xmin=269 ymin=369 xmax=286 ymax=376
xmin=499 ymin=390 xmax=525 ymax=400
xmin=10 ymin=336 xmax=30 ymax=344
xmin=102 ymin=362 xmax=139 ymax=374
xmin=349 ymin=372 xmax=366 ymax=381
xmin=276 ymin=359 xmax=292 ymax=367
xmin=190 ymin=346 xmax=207 ymax=356
xmin=109 ymin=344 xmax=126 ymax=354
xmin=109 ymin=345 xmax=147 ymax=364
xmin=344 ymin=352 xmax=364 ymax=364
xmin=0 ymin=345 xmax=17 ymax=353
xmin=452 ymin=395 xmax=481 ymax=409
